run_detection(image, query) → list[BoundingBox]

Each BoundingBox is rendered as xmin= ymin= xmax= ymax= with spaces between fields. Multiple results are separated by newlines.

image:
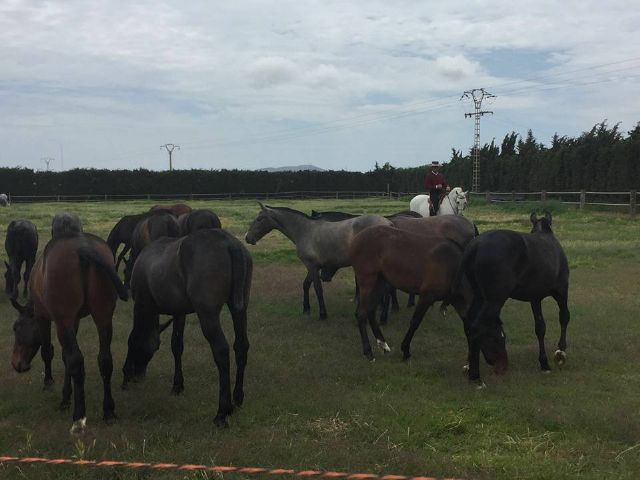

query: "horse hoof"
xmin=376 ymin=339 xmax=391 ymax=353
xmin=43 ymin=379 xmax=54 ymax=391
xmin=214 ymin=416 xmax=229 ymax=429
xmin=542 ymin=369 xmax=552 ymax=375
xmin=402 ymin=353 xmax=411 ymax=362
xmin=233 ymin=391 xmax=244 ymax=407
xmin=319 ymin=312 xmax=328 ymax=320
xmin=554 ymin=350 xmax=567 ymax=366
xmin=171 ymin=385 xmax=184 ymax=395
xmin=475 ymin=382 xmax=487 ymax=390
xmin=462 ymin=364 xmax=470 ymax=372
xmin=302 ymin=308 xmax=310 ymax=315
xmin=103 ymin=412 xmax=117 ymax=424
xmin=70 ymin=417 xmax=87 ymax=435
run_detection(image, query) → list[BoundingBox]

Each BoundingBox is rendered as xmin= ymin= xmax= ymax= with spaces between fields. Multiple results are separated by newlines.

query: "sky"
xmin=1 ymin=0 xmax=639 ymax=172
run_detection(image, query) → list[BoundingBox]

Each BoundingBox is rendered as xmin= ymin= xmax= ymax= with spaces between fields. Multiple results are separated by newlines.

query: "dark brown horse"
xmin=10 ymin=233 xmax=128 ymax=434
xmin=4 ymin=219 xmax=38 ymax=298
xmin=460 ymin=211 xmax=570 ymax=386
xmin=178 ymin=209 xmax=222 ymax=235
xmin=123 ymin=212 xmax=181 ymax=288
xmin=122 ymin=229 xmax=252 ymax=428
xmin=350 ymin=225 xmax=471 ymax=360
xmin=150 ymin=203 xmax=192 ymax=216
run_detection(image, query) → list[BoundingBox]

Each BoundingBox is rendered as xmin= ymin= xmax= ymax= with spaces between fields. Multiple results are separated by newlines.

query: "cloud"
xmin=249 ymin=56 xmax=298 ymax=88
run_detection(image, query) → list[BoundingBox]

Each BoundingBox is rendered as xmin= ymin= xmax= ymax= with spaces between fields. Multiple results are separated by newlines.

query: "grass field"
xmin=0 ymin=198 xmax=639 ymax=480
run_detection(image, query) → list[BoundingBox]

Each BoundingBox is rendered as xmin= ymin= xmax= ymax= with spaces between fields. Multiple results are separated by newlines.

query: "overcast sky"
xmin=1 ymin=0 xmax=639 ymax=172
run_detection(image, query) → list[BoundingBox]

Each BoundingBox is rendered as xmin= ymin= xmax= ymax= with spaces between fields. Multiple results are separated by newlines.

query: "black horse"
xmin=178 ymin=209 xmax=222 ymax=235
xmin=123 ymin=212 xmax=181 ymax=289
xmin=4 ymin=220 xmax=38 ymax=298
xmin=461 ymin=211 xmax=570 ymax=386
xmin=51 ymin=212 xmax=83 ymax=238
xmin=122 ymin=229 xmax=252 ymax=428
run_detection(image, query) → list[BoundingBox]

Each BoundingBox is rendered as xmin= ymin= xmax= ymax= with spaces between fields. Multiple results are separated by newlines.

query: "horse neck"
xmin=269 ymin=209 xmax=313 ymax=244
xmin=439 ymin=192 xmax=458 ymax=215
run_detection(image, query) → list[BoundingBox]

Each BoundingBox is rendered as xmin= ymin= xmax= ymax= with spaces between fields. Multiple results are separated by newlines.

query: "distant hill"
xmin=257 ymin=164 xmax=325 ymax=172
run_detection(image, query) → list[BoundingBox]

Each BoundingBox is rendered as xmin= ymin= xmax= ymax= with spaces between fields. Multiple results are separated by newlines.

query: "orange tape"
xmin=0 ymin=453 xmax=460 ymax=480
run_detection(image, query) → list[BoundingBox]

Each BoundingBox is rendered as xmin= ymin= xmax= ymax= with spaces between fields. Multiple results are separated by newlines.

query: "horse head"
xmin=245 ymin=203 xmax=279 ymax=245
xmin=530 ymin=211 xmax=553 ymax=233
xmin=473 ymin=321 xmax=508 ymax=374
xmin=4 ymin=261 xmax=13 ymax=295
xmin=450 ymin=187 xmax=469 ymax=215
xmin=9 ymin=298 xmax=41 ymax=373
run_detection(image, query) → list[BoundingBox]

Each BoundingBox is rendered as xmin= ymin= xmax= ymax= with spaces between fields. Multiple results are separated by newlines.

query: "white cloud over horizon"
xmin=0 ymin=0 xmax=639 ymax=174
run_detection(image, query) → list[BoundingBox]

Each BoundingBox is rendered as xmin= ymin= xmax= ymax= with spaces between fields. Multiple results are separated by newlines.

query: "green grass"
xmin=1 ymin=198 xmax=639 ymax=480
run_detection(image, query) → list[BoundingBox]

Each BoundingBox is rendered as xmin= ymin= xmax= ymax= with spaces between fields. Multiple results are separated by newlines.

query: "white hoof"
xmin=462 ymin=364 xmax=469 ymax=372
xmin=377 ymin=339 xmax=391 ymax=353
xmin=542 ymin=369 xmax=552 ymax=375
xmin=70 ymin=417 xmax=87 ymax=435
xmin=554 ymin=350 xmax=567 ymax=366
xmin=476 ymin=382 xmax=487 ymax=390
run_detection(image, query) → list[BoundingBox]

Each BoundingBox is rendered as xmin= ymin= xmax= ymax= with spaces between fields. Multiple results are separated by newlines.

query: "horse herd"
xmin=3 ymin=192 xmax=571 ymax=434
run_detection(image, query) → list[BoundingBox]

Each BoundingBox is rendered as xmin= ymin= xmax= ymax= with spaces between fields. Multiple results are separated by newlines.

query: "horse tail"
xmin=228 ymin=240 xmax=252 ymax=312
xmin=78 ymin=247 xmax=129 ymax=301
xmin=106 ymin=219 xmax=123 ymax=258
xmin=473 ymin=223 xmax=480 ymax=236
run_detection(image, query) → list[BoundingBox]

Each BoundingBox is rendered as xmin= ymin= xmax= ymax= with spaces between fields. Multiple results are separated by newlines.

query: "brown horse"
xmin=10 ymin=233 xmax=128 ymax=434
xmin=350 ymin=225 xmax=471 ymax=360
xmin=150 ymin=203 xmax=192 ymax=216
xmin=178 ymin=209 xmax=222 ymax=235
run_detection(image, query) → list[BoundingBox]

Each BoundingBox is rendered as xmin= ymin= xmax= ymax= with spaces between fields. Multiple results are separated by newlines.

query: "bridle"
xmin=445 ymin=190 xmax=466 ymax=215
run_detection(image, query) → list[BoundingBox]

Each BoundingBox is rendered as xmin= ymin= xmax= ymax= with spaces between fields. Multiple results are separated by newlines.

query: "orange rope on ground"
xmin=0 ymin=455 xmax=462 ymax=480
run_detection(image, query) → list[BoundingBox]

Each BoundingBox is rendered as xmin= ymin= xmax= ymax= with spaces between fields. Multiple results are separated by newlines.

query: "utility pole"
xmin=160 ymin=144 xmax=180 ymax=171
xmin=461 ymin=88 xmax=495 ymax=192
xmin=41 ymin=157 xmax=55 ymax=171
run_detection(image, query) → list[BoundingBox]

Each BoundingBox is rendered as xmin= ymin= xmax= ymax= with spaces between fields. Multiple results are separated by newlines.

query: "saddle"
xmin=428 ymin=192 xmax=447 ymax=215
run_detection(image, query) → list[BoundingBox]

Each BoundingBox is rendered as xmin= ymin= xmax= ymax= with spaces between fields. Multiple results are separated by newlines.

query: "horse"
xmin=9 ymin=233 xmax=128 ymax=434
xmin=4 ymin=220 xmax=38 ymax=298
xmin=409 ymin=187 xmax=469 ymax=217
xmin=150 ymin=203 xmax=192 ymax=216
xmin=123 ymin=212 xmax=181 ymax=289
xmin=51 ymin=212 xmax=83 ymax=238
xmin=460 ymin=211 xmax=570 ymax=386
xmin=0 ymin=193 xmax=9 ymax=206
xmin=349 ymin=225 xmax=471 ymax=360
xmin=310 ymin=210 xmax=422 ymax=221
xmin=245 ymin=204 xmax=392 ymax=319
xmin=178 ymin=209 xmax=222 ymax=235
xmin=122 ymin=229 xmax=252 ymax=428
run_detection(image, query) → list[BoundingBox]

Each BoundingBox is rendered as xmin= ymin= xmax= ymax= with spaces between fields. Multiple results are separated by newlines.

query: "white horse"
xmin=0 ymin=193 xmax=9 ymax=207
xmin=409 ymin=187 xmax=468 ymax=217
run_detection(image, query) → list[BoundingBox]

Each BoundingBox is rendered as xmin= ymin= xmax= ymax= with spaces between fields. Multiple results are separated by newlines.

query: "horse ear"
xmin=258 ymin=202 xmax=265 ymax=210
xmin=530 ymin=212 xmax=538 ymax=224
xmin=10 ymin=298 xmax=25 ymax=314
xmin=543 ymin=210 xmax=552 ymax=225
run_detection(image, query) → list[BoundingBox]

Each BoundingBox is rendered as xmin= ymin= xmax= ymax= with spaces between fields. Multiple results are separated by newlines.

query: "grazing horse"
xmin=4 ymin=220 xmax=38 ymax=298
xmin=150 ymin=203 xmax=192 ymax=216
xmin=0 ymin=193 xmax=9 ymax=206
xmin=410 ymin=187 xmax=469 ymax=217
xmin=461 ymin=211 xmax=570 ymax=386
xmin=245 ymin=204 xmax=392 ymax=319
xmin=123 ymin=212 xmax=181 ymax=289
xmin=9 ymin=233 xmax=128 ymax=433
xmin=122 ymin=229 xmax=252 ymax=428
xmin=349 ymin=225 xmax=471 ymax=360
xmin=51 ymin=212 xmax=83 ymax=238
xmin=311 ymin=210 xmax=422 ymax=221
xmin=178 ymin=209 xmax=222 ymax=235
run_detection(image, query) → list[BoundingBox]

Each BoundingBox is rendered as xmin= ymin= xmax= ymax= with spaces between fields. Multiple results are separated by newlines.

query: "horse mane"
xmin=265 ymin=205 xmax=312 ymax=219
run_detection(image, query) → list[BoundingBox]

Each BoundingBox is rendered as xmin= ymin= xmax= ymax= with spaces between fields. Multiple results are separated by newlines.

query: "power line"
xmin=41 ymin=156 xmax=55 ymax=171
xmin=461 ymin=88 xmax=495 ymax=193
xmin=160 ymin=144 xmax=180 ymax=171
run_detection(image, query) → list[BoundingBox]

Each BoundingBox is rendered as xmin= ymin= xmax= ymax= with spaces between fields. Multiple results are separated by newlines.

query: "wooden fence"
xmin=4 ymin=189 xmax=637 ymax=217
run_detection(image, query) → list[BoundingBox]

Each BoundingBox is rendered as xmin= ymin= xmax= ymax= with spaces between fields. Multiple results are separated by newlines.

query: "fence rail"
xmin=3 ymin=189 xmax=637 ymax=216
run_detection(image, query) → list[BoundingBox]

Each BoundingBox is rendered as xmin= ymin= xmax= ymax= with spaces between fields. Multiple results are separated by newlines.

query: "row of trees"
xmin=1 ymin=121 xmax=638 ymax=196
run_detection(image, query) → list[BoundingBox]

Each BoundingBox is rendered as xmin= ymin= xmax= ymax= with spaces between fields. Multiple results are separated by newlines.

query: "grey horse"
xmin=51 ymin=212 xmax=83 ymax=238
xmin=245 ymin=203 xmax=392 ymax=319
xmin=0 ymin=193 xmax=9 ymax=206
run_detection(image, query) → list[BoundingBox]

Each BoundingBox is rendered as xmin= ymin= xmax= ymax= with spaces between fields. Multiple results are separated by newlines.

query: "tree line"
xmin=1 ymin=121 xmax=638 ymax=196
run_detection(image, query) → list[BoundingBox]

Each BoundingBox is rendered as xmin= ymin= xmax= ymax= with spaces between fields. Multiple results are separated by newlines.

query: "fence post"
xmin=485 ymin=191 xmax=491 ymax=203
xmin=511 ymin=191 xmax=516 ymax=202
xmin=541 ymin=190 xmax=547 ymax=202
xmin=631 ymin=190 xmax=637 ymax=217
xmin=579 ymin=190 xmax=586 ymax=210
xmin=147 ymin=193 xmax=151 ymax=201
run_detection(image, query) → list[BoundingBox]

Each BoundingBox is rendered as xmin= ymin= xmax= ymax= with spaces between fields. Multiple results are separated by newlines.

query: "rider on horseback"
xmin=424 ymin=161 xmax=449 ymax=215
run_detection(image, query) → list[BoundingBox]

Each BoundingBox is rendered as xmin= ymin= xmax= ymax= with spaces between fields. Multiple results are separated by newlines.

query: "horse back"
xmin=5 ymin=220 xmax=38 ymax=260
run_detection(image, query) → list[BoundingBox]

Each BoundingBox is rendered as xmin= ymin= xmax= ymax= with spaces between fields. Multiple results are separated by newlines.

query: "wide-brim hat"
xmin=430 ymin=161 xmax=440 ymax=167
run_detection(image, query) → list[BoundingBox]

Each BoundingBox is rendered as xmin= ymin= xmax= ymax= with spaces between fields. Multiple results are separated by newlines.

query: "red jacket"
xmin=424 ymin=171 xmax=448 ymax=190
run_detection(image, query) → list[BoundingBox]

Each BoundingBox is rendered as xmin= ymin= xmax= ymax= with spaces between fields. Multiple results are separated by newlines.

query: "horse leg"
xmin=378 ymin=289 xmax=390 ymax=325
xmin=196 ymin=306 xmax=233 ymax=427
xmin=230 ymin=307 xmax=249 ymax=407
xmin=400 ymin=294 xmax=434 ymax=360
xmin=390 ymin=288 xmax=399 ymax=312
xmin=57 ymin=324 xmax=87 ymax=434
xmin=553 ymin=288 xmax=570 ymax=366
xmin=302 ymin=271 xmax=312 ymax=314
xmin=10 ymin=261 xmax=19 ymax=299
xmin=115 ymin=245 xmax=130 ymax=272
xmin=531 ymin=300 xmax=551 ymax=372
xmin=122 ymin=302 xmax=148 ymax=388
xmin=60 ymin=320 xmax=80 ymax=409
xmin=310 ymin=266 xmax=327 ymax=320
xmin=171 ymin=315 xmax=186 ymax=394
xmin=22 ymin=258 xmax=30 ymax=297
xmin=95 ymin=319 xmax=116 ymax=422
xmin=40 ymin=320 xmax=54 ymax=389
xmin=407 ymin=293 xmax=415 ymax=307
xmin=355 ymin=277 xmax=376 ymax=360
xmin=368 ymin=310 xmax=391 ymax=353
